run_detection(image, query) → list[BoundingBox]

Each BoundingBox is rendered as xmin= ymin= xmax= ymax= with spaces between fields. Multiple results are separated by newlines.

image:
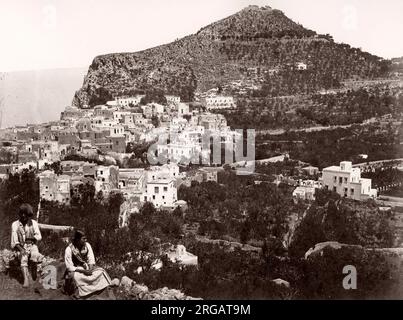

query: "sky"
xmin=0 ymin=0 xmax=402 ymax=72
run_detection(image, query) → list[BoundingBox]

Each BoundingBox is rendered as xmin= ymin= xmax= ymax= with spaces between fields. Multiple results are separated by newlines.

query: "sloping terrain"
xmin=73 ymin=5 xmax=389 ymax=108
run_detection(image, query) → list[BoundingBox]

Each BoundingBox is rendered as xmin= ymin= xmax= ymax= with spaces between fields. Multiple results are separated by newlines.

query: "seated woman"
xmin=64 ymin=230 xmax=112 ymax=298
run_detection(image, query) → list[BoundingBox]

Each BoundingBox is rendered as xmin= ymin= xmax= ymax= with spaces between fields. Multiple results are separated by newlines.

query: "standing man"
xmin=11 ymin=203 xmax=43 ymax=288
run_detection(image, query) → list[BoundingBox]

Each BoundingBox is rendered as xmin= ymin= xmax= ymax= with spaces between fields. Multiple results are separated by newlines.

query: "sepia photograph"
xmin=0 ymin=0 xmax=402 ymax=310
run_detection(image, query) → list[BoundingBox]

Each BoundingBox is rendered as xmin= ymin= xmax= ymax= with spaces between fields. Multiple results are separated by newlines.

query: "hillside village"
xmin=0 ymin=86 xmax=397 ymax=232
xmin=0 ymin=93 xmax=245 ymax=226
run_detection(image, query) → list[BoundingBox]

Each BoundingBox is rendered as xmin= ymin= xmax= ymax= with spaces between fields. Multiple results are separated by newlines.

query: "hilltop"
xmin=72 ymin=5 xmax=390 ymax=108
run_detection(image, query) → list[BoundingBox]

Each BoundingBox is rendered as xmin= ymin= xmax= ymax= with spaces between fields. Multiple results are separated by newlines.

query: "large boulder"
xmin=142 ymin=287 xmax=202 ymax=300
xmin=130 ymin=283 xmax=149 ymax=299
xmin=111 ymin=278 xmax=120 ymax=287
xmin=117 ymin=274 xmax=201 ymax=300
xmin=272 ymin=278 xmax=290 ymax=288
xmin=120 ymin=276 xmax=134 ymax=289
xmin=305 ymin=241 xmax=403 ymax=262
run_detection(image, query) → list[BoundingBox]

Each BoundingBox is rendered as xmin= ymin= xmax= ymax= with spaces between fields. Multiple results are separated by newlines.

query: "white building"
xmin=296 ymin=62 xmax=308 ymax=70
xmin=39 ymin=141 xmax=60 ymax=162
xmin=157 ymin=142 xmax=198 ymax=164
xmin=321 ymin=161 xmax=377 ymax=201
xmin=177 ymin=103 xmax=190 ymax=116
xmin=109 ymin=125 xmax=125 ymax=137
xmin=165 ymin=95 xmax=181 ymax=105
xmin=293 ymin=180 xmax=323 ymax=201
xmin=143 ymin=178 xmax=177 ymax=208
xmin=199 ymin=113 xmax=228 ymax=131
xmin=106 ymin=100 xmax=118 ymax=107
xmin=147 ymin=163 xmax=180 ymax=182
xmin=91 ymin=118 xmax=120 ymax=131
xmin=204 ymin=96 xmax=235 ymax=110
xmin=113 ymin=111 xmax=133 ymax=123
xmin=170 ymin=117 xmax=188 ymax=132
xmin=142 ymin=103 xmax=165 ymax=117
xmin=116 ymin=96 xmax=145 ymax=107
xmin=178 ymin=127 xmax=205 ymax=144
xmin=39 ymin=171 xmax=71 ymax=204
xmin=296 ymin=62 xmax=307 ymax=70
xmin=94 ymin=165 xmax=119 ymax=194
xmin=119 ymin=168 xmax=146 ymax=195
xmin=122 ymin=113 xmax=144 ymax=127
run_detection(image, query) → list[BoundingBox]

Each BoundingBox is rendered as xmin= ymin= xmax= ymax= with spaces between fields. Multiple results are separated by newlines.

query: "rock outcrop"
xmin=305 ymin=241 xmax=403 ymax=261
xmin=118 ymin=275 xmax=201 ymax=300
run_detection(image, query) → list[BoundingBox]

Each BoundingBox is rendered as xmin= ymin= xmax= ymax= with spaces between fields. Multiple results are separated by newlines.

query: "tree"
xmin=140 ymin=89 xmax=167 ymax=105
xmin=0 ymin=169 xmax=40 ymax=248
xmin=0 ymin=148 xmax=15 ymax=164
xmin=44 ymin=161 xmax=63 ymax=175
xmin=151 ymin=115 xmax=160 ymax=128
xmin=289 ymin=198 xmax=395 ymax=258
xmin=300 ymin=246 xmax=393 ymax=299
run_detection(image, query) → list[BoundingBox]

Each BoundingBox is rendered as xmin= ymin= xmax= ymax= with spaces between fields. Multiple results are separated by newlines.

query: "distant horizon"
xmin=1 ymin=66 xmax=87 ymax=74
xmin=1 ymin=0 xmax=402 ymax=73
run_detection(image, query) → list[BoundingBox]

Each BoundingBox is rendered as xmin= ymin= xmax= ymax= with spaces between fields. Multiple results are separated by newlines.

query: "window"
xmin=339 ymin=177 xmax=343 ymax=184
xmin=351 ymin=188 xmax=354 ymax=195
xmin=154 ymin=187 xmax=159 ymax=194
xmin=163 ymin=186 xmax=168 ymax=192
xmin=333 ymin=186 xmax=337 ymax=192
xmin=344 ymin=177 xmax=348 ymax=184
xmin=334 ymin=176 xmax=337 ymax=183
xmin=152 ymin=195 xmax=155 ymax=200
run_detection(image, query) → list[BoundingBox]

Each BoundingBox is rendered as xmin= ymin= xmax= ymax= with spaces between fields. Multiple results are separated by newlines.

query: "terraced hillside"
xmin=73 ymin=5 xmax=390 ymax=108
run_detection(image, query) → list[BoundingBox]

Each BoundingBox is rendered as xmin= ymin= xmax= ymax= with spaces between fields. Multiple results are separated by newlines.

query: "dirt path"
xmin=0 ymin=273 xmax=70 ymax=300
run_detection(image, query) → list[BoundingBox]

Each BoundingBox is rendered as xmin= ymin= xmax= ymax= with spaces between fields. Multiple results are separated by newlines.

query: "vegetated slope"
xmin=73 ymin=5 xmax=390 ymax=108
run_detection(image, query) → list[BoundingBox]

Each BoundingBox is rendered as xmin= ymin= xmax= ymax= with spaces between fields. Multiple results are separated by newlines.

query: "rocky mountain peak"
xmin=196 ymin=5 xmax=315 ymax=40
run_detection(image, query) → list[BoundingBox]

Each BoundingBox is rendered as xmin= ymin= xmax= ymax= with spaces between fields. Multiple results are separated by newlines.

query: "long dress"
xmin=64 ymin=242 xmax=111 ymax=298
